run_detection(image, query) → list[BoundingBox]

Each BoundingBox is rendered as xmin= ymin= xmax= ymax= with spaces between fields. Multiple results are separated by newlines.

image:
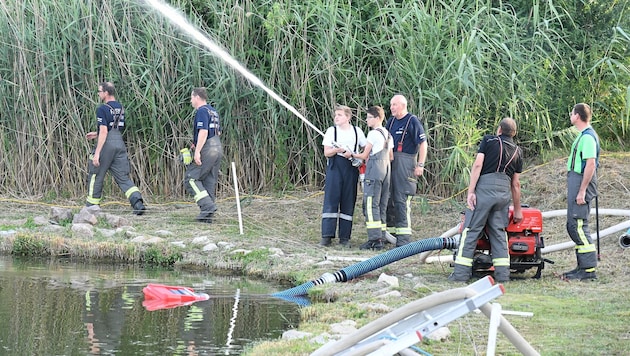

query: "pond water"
xmin=0 ymin=255 xmax=303 ymax=355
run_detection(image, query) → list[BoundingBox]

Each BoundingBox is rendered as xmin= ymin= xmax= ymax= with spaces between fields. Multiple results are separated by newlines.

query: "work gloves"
xmin=179 ymin=148 xmax=192 ymax=165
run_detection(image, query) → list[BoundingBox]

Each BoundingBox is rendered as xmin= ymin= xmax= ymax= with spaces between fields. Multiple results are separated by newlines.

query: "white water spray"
xmin=143 ymin=0 xmax=325 ymax=137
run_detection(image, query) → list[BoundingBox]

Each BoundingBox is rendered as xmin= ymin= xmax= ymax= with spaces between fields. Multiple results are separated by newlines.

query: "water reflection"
xmin=0 ymin=255 xmax=301 ymax=355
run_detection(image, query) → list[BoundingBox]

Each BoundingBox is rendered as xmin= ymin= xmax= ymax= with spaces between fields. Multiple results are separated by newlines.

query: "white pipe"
xmin=231 ymin=162 xmax=244 ymax=235
xmin=478 ymin=303 xmax=540 ymax=356
xmin=487 ymin=303 xmax=502 ymax=356
xmin=541 ymin=219 xmax=630 ymax=253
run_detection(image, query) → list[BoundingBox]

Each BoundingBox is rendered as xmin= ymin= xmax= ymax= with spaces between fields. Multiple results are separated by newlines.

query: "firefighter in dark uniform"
xmin=347 ymin=106 xmax=394 ymax=250
xmin=186 ymin=87 xmax=223 ymax=223
xmin=320 ymin=105 xmax=367 ymax=247
xmin=562 ymin=103 xmax=599 ymax=280
xmin=385 ymin=95 xmax=427 ymax=247
xmin=86 ymin=82 xmax=146 ymax=215
xmin=450 ymin=117 xmax=523 ymax=282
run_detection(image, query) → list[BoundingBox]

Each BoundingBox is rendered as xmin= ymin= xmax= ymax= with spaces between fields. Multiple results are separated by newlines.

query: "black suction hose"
xmin=272 ymin=237 xmax=458 ymax=297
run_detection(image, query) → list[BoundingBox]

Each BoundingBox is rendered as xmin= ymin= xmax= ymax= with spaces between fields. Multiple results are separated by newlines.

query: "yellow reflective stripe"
xmin=397 ymin=227 xmax=412 ymax=235
xmin=405 ymin=196 xmax=412 ymax=229
xmin=576 ymin=219 xmax=596 ymax=253
xmin=366 ymin=221 xmax=381 ymax=229
xmin=387 ymin=227 xmax=397 ymax=234
xmin=577 ymin=244 xmax=596 ymax=253
xmin=194 ymin=190 xmax=209 ymax=202
xmin=86 ymin=196 xmax=101 ymax=205
xmin=124 ymin=186 xmax=140 ymax=198
xmin=86 ymin=174 xmax=100 ymax=205
xmin=188 ymin=179 xmax=210 ymax=202
xmin=366 ymin=196 xmax=374 ymax=222
xmin=455 ymin=256 xmax=473 ymax=267
xmin=493 ymin=257 xmax=510 ymax=266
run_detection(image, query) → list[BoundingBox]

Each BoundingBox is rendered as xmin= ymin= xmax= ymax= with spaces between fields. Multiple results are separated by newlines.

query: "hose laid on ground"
xmin=272 ymin=237 xmax=458 ymax=298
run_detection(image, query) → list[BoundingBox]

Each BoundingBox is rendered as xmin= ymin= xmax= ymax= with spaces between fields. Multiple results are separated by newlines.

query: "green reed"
xmin=0 ymin=0 xmax=628 ymax=200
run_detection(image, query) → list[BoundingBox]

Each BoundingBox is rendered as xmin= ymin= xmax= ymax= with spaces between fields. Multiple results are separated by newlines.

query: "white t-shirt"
xmin=367 ymin=127 xmax=393 ymax=155
xmin=322 ymin=125 xmax=367 ymax=156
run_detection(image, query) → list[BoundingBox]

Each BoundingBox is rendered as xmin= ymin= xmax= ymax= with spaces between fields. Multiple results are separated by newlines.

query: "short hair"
xmin=366 ymin=106 xmax=385 ymax=121
xmin=99 ymin=82 xmax=116 ymax=96
xmin=335 ymin=104 xmax=353 ymax=118
xmin=391 ymin=94 xmax=408 ymax=108
xmin=192 ymin=87 xmax=208 ymax=101
xmin=499 ymin=117 xmax=517 ymax=137
xmin=573 ymin=103 xmax=592 ymax=123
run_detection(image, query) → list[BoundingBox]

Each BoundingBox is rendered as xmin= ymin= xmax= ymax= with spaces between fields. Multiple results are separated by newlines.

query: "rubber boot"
xmin=493 ymin=266 xmax=510 ymax=282
xmin=196 ymin=203 xmax=214 ymax=223
xmin=318 ymin=237 xmax=332 ymax=246
xmin=130 ymin=195 xmax=146 ymax=216
xmin=395 ymin=234 xmax=411 ymax=247
xmin=448 ymin=264 xmax=471 ymax=282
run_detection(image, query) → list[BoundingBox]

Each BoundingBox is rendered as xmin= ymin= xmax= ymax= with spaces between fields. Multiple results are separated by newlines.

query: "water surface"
xmin=0 ymin=255 xmax=301 ymax=355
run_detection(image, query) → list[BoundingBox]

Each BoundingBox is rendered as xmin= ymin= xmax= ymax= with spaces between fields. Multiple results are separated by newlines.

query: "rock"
xmin=329 ymin=320 xmax=357 ymax=335
xmin=192 ymin=236 xmax=210 ymax=245
xmin=282 ymin=330 xmax=312 ymax=340
xmin=202 ymin=243 xmax=218 ymax=252
xmin=268 ymin=247 xmax=284 ymax=256
xmin=426 ymin=326 xmax=451 ymax=341
xmin=95 ymin=228 xmax=117 ymax=238
xmin=377 ymin=273 xmax=399 ymax=288
xmin=33 ymin=216 xmax=49 ymax=226
xmin=357 ymin=303 xmax=392 ymax=313
xmin=102 ymin=213 xmax=131 ymax=228
xmin=73 ymin=208 xmax=98 ymax=225
xmin=71 ymin=223 xmax=94 ymax=238
xmin=376 ymin=290 xmax=402 ymax=299
xmin=217 ymin=242 xmax=235 ymax=250
xmin=171 ymin=241 xmax=186 ymax=248
xmin=155 ymin=230 xmax=174 ymax=237
xmin=50 ymin=207 xmax=73 ymax=223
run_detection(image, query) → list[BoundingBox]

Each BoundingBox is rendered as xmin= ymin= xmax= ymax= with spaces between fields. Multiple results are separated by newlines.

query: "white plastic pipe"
xmin=487 ymin=303 xmax=502 ymax=356
xmin=231 ymin=162 xmax=244 ymax=235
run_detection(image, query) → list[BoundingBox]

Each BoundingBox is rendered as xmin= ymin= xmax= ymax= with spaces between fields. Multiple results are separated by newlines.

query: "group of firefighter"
xmin=87 ymin=82 xmax=599 ymax=282
xmin=85 ymin=83 xmax=221 ymax=224
xmin=320 ymin=97 xmax=599 ymax=282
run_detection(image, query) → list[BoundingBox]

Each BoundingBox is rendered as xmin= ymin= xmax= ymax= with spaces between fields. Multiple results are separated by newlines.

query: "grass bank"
xmin=1 ymin=155 xmax=629 ymax=354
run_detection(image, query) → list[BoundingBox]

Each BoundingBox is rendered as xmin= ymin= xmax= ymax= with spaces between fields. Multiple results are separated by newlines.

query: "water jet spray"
xmin=142 ymin=0 xmax=324 ymax=136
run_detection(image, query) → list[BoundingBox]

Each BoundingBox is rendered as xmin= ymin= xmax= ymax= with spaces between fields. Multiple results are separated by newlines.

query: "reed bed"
xmin=0 ymin=0 xmax=628 ymax=200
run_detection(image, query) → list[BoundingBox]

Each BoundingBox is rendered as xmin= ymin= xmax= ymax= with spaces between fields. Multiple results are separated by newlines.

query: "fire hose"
xmin=272 ymin=237 xmax=459 ymax=298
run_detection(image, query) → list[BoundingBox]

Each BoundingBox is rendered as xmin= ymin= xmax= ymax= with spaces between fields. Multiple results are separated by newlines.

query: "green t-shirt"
xmin=567 ymin=126 xmax=598 ymax=174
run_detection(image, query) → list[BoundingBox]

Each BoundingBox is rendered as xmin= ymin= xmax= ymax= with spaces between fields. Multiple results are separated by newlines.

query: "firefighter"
xmin=185 ymin=87 xmax=223 ymax=223
xmin=385 ymin=95 xmax=427 ymax=247
xmin=86 ymin=82 xmax=146 ymax=215
xmin=346 ymin=106 xmax=394 ymax=250
xmin=320 ymin=105 xmax=367 ymax=247
xmin=450 ymin=118 xmax=523 ymax=282
xmin=562 ymin=103 xmax=599 ymax=280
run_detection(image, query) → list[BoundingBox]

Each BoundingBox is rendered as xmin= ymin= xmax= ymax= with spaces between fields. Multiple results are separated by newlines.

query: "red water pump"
xmin=457 ymin=205 xmax=550 ymax=279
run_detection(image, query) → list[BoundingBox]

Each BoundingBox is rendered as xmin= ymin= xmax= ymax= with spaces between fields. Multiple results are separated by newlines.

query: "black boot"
xmin=130 ymin=196 xmax=146 ymax=215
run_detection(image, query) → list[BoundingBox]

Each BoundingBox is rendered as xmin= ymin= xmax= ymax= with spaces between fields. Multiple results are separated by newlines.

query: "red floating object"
xmin=142 ymin=283 xmax=210 ymax=311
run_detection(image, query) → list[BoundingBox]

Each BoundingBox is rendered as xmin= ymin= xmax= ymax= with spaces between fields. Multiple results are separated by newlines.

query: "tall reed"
xmin=0 ymin=0 xmax=628 ymax=200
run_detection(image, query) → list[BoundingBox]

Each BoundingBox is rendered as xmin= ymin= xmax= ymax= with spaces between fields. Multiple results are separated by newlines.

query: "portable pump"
xmin=455 ymin=205 xmax=552 ymax=279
